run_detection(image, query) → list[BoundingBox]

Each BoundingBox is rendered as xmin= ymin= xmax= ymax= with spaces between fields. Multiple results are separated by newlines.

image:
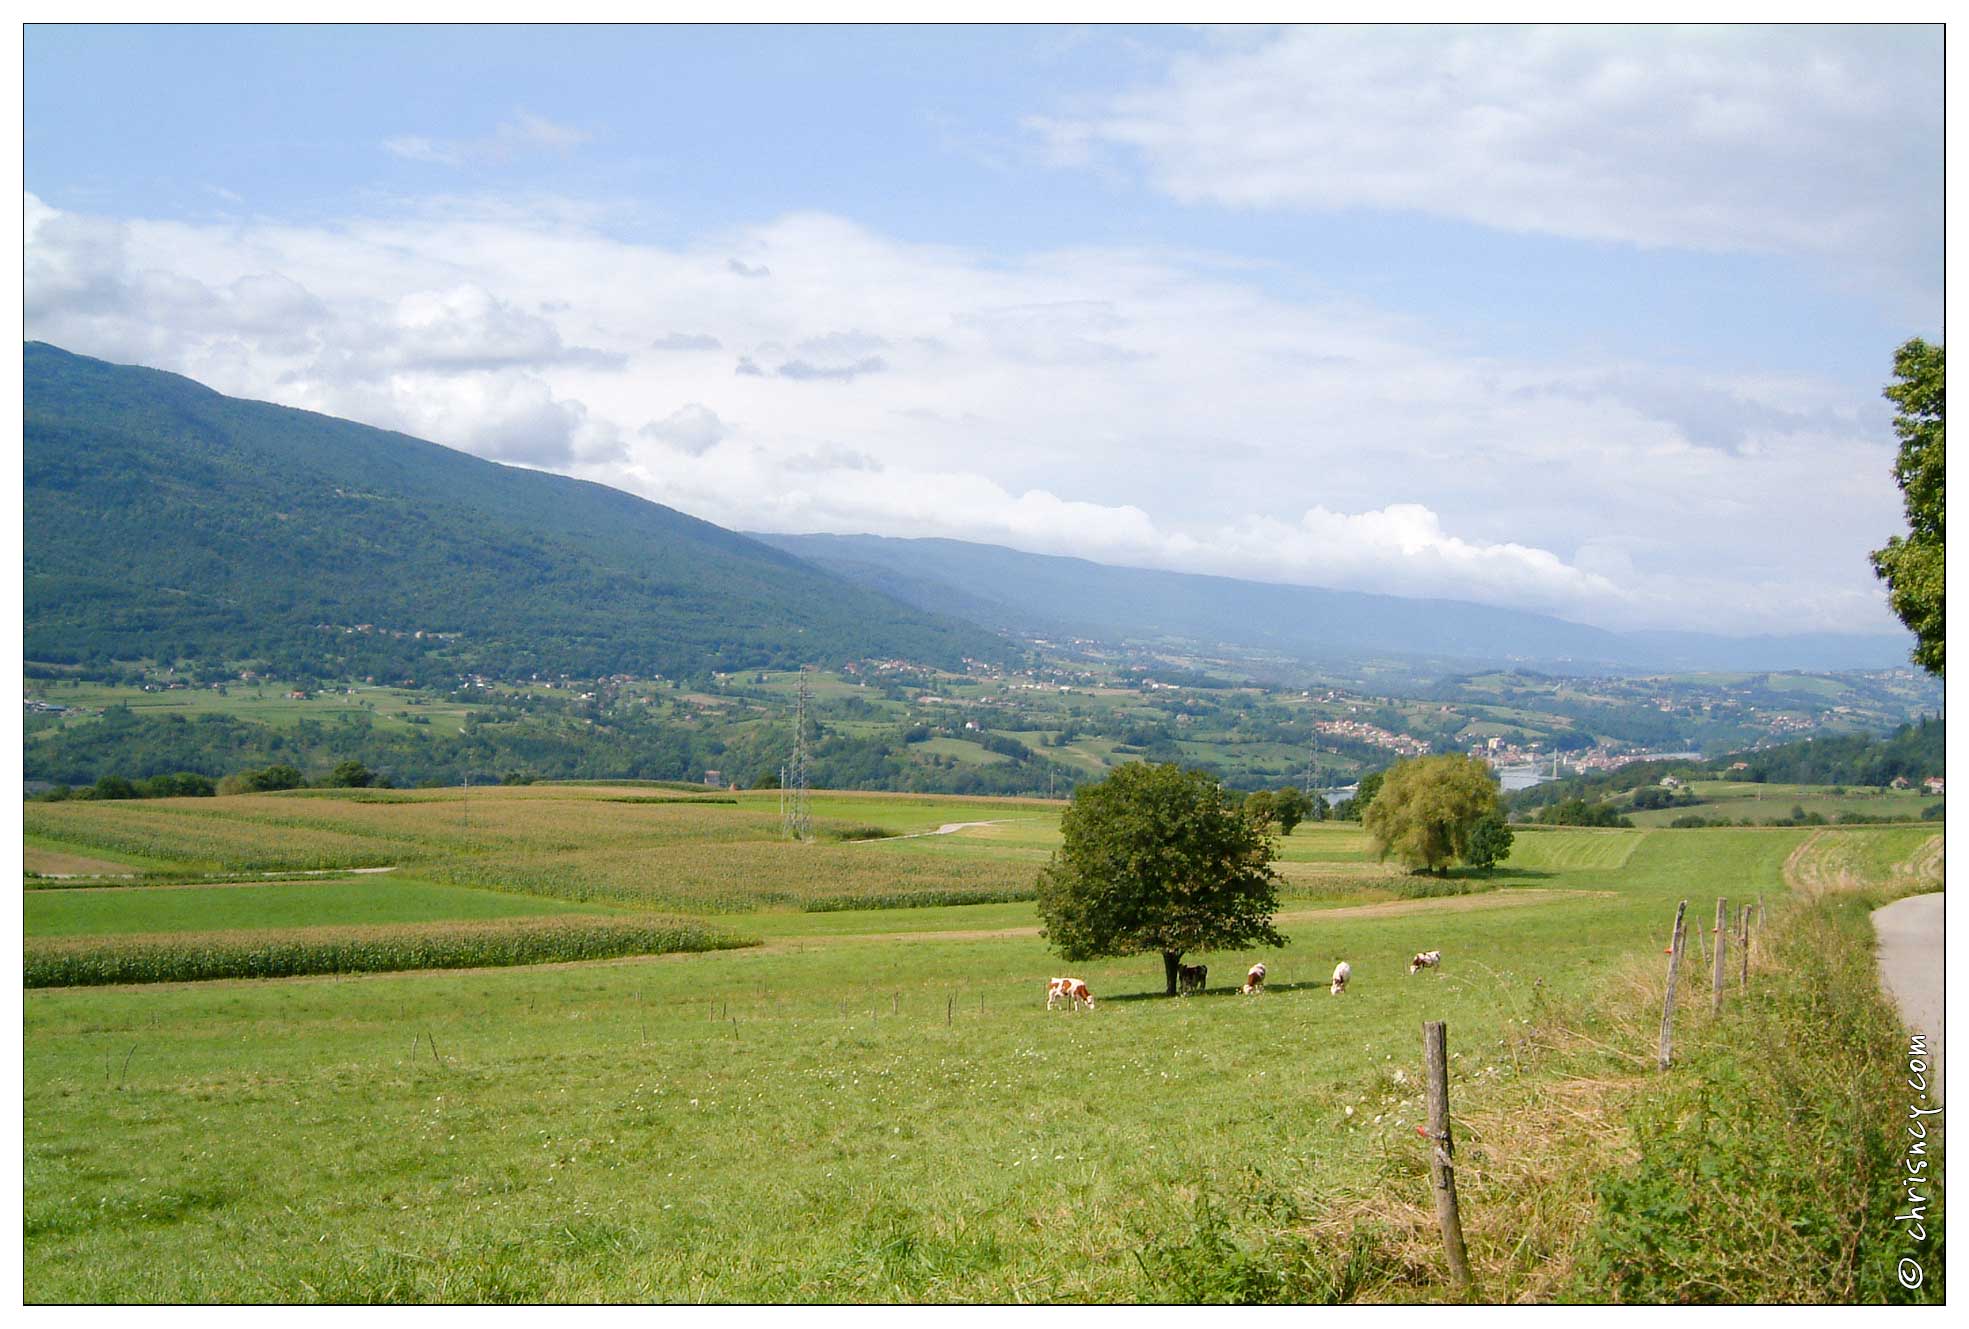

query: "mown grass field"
xmin=1622 ymin=780 xmax=1936 ymax=827
xmin=24 ymin=875 xmax=624 ymax=938
xmin=20 ymin=785 xmax=1943 ymax=1302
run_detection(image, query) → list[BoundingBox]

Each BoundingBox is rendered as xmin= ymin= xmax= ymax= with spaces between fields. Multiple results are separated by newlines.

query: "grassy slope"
xmin=19 ymin=789 xmax=1941 ymax=1301
xmin=16 ymin=799 xmax=1784 ymax=1301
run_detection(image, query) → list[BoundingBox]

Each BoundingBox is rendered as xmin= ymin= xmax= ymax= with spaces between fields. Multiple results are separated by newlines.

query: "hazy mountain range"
xmin=753 ymin=533 xmax=1914 ymax=675
xmin=24 ymin=342 xmax=1912 ymax=682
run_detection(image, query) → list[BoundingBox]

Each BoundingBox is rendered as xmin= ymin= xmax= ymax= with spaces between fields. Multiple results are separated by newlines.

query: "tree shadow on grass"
xmin=1099 ymin=980 xmax=1338 ymax=1004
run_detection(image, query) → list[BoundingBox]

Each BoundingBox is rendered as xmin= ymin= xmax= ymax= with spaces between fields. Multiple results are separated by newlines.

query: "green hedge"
xmin=25 ymin=915 xmax=757 ymax=988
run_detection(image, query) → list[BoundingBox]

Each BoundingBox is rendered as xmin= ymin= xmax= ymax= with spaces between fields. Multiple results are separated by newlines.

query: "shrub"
xmin=91 ymin=774 xmax=139 ymax=801
xmin=325 ymin=759 xmax=375 ymax=788
xmin=819 ymin=824 xmax=891 ymax=842
xmin=219 ymin=763 xmax=306 ymax=795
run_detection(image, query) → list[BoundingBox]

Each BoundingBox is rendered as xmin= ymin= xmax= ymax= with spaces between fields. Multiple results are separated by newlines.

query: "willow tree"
xmin=1037 ymin=761 xmax=1285 ymax=996
xmin=1363 ymin=753 xmax=1503 ymax=875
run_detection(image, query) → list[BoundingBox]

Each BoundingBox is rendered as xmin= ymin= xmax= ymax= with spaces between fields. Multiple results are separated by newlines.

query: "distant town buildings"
xmin=1317 ymin=718 xmax=1430 ymax=757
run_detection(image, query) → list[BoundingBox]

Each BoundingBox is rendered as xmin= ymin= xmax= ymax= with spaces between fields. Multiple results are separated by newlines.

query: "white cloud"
xmin=640 ymin=403 xmax=728 ymax=456
xmin=21 ymin=190 xmax=1906 ymax=636
xmin=1027 ymin=25 xmax=1941 ymax=318
xmin=383 ymin=110 xmax=590 ymax=169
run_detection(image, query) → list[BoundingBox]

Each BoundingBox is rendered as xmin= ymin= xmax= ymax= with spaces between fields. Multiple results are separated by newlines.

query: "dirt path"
xmin=1873 ymin=892 xmax=1944 ymax=1102
xmin=24 ymin=849 xmax=141 ymax=877
xmin=856 ymin=819 xmax=1028 ymax=843
xmin=748 ymin=887 xmax=1609 ymax=953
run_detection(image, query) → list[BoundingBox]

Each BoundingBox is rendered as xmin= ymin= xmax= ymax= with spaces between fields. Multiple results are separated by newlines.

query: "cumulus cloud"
xmin=20 ymin=190 xmax=1906 ymax=635
xmin=726 ymin=258 xmax=770 ymax=278
xmin=640 ymin=403 xmax=728 ymax=456
xmin=1028 ymin=25 xmax=1941 ymax=318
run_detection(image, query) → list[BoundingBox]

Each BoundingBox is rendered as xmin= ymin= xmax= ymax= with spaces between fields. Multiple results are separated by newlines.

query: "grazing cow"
xmin=1241 ymin=962 xmax=1267 ymax=996
xmin=1177 ymin=962 xmax=1208 ymax=995
xmin=1046 ymin=976 xmax=1094 ymax=1012
xmin=1330 ymin=960 xmax=1352 ymax=995
xmin=1408 ymin=950 xmax=1443 ymax=975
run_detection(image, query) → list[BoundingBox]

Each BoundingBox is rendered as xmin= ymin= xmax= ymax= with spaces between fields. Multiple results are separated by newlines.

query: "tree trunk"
xmin=1163 ymin=950 xmax=1182 ymax=997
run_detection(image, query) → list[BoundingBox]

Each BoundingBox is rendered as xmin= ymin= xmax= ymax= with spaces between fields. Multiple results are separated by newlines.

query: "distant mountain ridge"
xmin=752 ymin=532 xmax=1914 ymax=675
xmin=24 ymin=343 xmax=1006 ymax=680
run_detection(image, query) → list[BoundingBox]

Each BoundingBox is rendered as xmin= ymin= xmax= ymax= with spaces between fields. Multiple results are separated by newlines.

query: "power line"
xmin=782 ymin=670 xmax=813 ymax=842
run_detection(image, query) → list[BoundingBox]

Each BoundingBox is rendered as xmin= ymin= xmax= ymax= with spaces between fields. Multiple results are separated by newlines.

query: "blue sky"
xmin=22 ymin=23 xmax=1945 ymax=636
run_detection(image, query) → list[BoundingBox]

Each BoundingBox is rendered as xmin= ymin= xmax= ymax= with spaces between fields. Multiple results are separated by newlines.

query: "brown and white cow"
xmin=1046 ymin=976 xmax=1094 ymax=1012
xmin=1241 ymin=962 xmax=1267 ymax=996
xmin=1408 ymin=950 xmax=1443 ymax=975
xmin=1330 ymin=960 xmax=1351 ymax=995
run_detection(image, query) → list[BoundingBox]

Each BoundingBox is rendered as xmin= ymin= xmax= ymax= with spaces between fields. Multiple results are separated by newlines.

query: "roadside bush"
xmin=1571 ymin=893 xmax=1944 ymax=1303
xmin=25 ymin=915 xmax=757 ymax=987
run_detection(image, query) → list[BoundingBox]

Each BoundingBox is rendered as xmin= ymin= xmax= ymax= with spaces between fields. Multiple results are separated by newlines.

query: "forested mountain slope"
xmin=25 ymin=343 xmax=1006 ymax=681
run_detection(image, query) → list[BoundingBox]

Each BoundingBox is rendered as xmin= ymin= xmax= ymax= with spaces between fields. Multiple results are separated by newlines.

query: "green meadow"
xmin=20 ymin=784 xmax=1944 ymax=1301
xmin=1622 ymin=779 xmax=1935 ymax=827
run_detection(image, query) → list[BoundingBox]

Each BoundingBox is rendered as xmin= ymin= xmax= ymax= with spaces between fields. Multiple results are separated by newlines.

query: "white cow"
xmin=1409 ymin=950 xmax=1443 ymax=975
xmin=1330 ymin=960 xmax=1352 ymax=995
xmin=1046 ymin=976 xmax=1094 ymax=1012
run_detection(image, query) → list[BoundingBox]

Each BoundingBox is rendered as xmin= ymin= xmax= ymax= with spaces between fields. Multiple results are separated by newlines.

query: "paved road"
xmin=1873 ymin=892 xmax=1944 ymax=1102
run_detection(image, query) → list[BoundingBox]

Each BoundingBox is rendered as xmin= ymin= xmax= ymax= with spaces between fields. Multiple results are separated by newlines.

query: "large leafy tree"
xmin=1363 ymin=754 xmax=1503 ymax=874
xmin=1871 ymin=338 xmax=1944 ymax=677
xmin=1462 ymin=810 xmax=1515 ymax=872
xmin=1037 ymin=762 xmax=1286 ymax=996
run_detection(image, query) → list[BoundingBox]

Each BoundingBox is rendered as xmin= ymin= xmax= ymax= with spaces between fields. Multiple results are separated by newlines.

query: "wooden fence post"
xmin=1659 ymin=900 xmax=1688 ymax=1070
xmin=1710 ymin=897 xmax=1728 ymax=1015
xmin=1422 ymin=1020 xmax=1472 ymax=1291
xmin=1739 ymin=905 xmax=1750 ymax=990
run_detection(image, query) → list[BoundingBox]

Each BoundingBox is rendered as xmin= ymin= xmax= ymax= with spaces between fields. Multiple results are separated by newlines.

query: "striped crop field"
xmin=1506 ymin=827 xmax=1648 ymax=872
